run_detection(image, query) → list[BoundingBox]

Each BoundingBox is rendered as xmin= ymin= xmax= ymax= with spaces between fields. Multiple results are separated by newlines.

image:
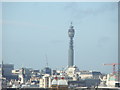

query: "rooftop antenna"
xmin=2 ymin=59 xmax=3 ymax=66
xmin=55 ymin=68 xmax=57 ymax=76
xmin=21 ymin=63 xmax=24 ymax=69
xmin=45 ymin=54 xmax=48 ymax=67
xmin=2 ymin=59 xmax=4 ymax=77
xmin=71 ymin=21 xmax=72 ymax=26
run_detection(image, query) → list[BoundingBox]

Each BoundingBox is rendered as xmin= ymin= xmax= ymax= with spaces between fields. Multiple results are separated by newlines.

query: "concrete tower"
xmin=68 ymin=22 xmax=75 ymax=67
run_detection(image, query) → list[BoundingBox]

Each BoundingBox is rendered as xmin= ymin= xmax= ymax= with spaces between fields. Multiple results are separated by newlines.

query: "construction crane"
xmin=103 ymin=63 xmax=120 ymax=74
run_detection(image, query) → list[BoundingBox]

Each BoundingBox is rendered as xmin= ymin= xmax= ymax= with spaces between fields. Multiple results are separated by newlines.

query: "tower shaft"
xmin=68 ymin=38 xmax=74 ymax=67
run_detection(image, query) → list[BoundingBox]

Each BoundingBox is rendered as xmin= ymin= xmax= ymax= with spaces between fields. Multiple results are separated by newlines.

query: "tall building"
xmin=0 ymin=63 xmax=14 ymax=77
xmin=68 ymin=22 xmax=75 ymax=67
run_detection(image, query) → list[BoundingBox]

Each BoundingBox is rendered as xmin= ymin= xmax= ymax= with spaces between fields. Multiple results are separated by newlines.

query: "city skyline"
xmin=2 ymin=2 xmax=118 ymax=73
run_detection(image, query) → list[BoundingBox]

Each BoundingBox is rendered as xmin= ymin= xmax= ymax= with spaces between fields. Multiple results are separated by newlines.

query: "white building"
xmin=65 ymin=66 xmax=79 ymax=78
xmin=39 ymin=74 xmax=51 ymax=88
xmin=51 ymin=76 xmax=68 ymax=90
xmin=12 ymin=69 xmax=20 ymax=74
xmin=106 ymin=74 xmax=118 ymax=87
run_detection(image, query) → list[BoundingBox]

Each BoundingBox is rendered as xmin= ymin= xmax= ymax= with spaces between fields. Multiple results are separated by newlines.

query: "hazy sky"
xmin=2 ymin=2 xmax=118 ymax=73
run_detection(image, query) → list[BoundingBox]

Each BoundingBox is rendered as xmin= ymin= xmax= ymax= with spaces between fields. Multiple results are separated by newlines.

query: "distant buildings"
xmin=41 ymin=67 xmax=52 ymax=75
xmin=1 ymin=62 xmax=118 ymax=89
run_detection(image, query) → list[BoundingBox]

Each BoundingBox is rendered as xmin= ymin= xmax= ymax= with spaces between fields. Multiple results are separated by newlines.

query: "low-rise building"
xmin=51 ymin=76 xmax=68 ymax=90
xmin=39 ymin=74 xmax=51 ymax=88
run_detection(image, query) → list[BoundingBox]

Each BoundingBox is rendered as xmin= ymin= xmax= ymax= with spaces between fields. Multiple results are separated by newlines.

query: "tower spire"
xmin=70 ymin=22 xmax=73 ymax=29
